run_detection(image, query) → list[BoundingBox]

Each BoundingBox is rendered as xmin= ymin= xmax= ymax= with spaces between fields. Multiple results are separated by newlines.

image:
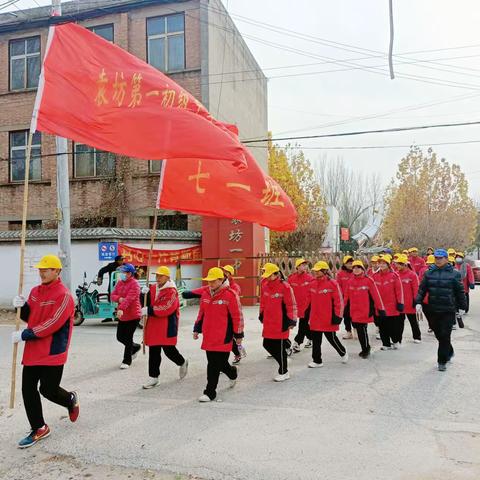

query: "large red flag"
xmin=31 ymin=23 xmax=246 ymax=168
xmin=157 ymin=147 xmax=297 ymax=232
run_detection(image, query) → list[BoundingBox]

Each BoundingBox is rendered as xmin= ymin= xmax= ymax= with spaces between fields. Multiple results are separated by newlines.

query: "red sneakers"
xmin=69 ymin=391 xmax=80 ymax=423
xmin=18 ymin=424 xmax=51 ymax=448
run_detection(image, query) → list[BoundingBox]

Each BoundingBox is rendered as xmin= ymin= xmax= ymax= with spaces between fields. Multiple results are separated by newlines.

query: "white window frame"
xmin=9 ymin=130 xmax=41 ymax=182
xmin=9 ymin=36 xmax=41 ymax=91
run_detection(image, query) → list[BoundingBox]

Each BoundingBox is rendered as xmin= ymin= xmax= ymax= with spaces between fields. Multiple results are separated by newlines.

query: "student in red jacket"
xmin=193 ymin=267 xmax=243 ymax=402
xmin=373 ymin=255 xmax=405 ymax=350
xmin=408 ymin=247 xmax=427 ymax=275
xmin=289 ymin=258 xmax=314 ymax=352
xmin=454 ymin=252 xmax=475 ymax=313
xmin=111 ymin=263 xmax=142 ymax=369
xmin=140 ymin=266 xmax=188 ymax=389
xmin=260 ymin=263 xmax=297 ymax=382
xmin=344 ymin=260 xmax=385 ymax=358
xmin=304 ymin=261 xmax=347 ymax=367
xmin=367 ymin=255 xmax=380 ymax=276
xmin=336 ymin=255 xmax=354 ymax=339
xmin=11 ymin=255 xmax=78 ymax=449
xmin=395 ymin=254 xmax=421 ymax=343
xmin=222 ymin=264 xmax=246 ymax=364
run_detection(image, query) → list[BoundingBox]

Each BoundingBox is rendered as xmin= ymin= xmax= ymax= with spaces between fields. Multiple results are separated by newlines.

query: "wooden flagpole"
xmin=142 ymin=207 xmax=159 ymax=354
xmin=10 ymin=132 xmax=34 ymax=409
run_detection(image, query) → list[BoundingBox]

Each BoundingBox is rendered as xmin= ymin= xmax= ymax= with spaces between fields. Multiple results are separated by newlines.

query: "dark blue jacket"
xmin=416 ymin=264 xmax=466 ymax=313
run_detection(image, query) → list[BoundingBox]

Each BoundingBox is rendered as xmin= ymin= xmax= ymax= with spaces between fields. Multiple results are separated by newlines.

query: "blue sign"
xmin=98 ymin=242 xmax=118 ymax=261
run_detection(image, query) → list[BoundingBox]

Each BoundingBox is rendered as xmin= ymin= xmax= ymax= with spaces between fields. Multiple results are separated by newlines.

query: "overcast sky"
xmin=5 ymin=0 xmax=480 ymax=197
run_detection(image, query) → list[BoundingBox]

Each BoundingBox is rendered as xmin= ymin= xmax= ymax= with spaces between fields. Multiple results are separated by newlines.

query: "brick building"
xmin=0 ymin=0 xmax=267 ymax=232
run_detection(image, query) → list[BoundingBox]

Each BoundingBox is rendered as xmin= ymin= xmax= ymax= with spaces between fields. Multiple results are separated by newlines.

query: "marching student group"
xmin=10 ymin=246 xmax=473 ymax=448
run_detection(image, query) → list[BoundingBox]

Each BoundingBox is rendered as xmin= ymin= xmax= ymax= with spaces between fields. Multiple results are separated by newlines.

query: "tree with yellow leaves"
xmin=382 ymin=146 xmax=476 ymax=250
xmin=268 ymin=141 xmax=328 ymax=251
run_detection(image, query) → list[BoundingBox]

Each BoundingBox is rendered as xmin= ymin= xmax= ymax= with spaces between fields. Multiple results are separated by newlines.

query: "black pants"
xmin=310 ymin=331 xmax=346 ymax=364
xmin=22 ymin=365 xmax=72 ymax=431
xmin=430 ymin=311 xmax=455 ymax=365
xmin=343 ymin=304 xmax=352 ymax=332
xmin=263 ymin=338 xmax=288 ymax=374
xmin=116 ymin=319 xmax=140 ymax=365
xmin=352 ymin=322 xmax=370 ymax=353
xmin=148 ymin=345 xmax=185 ymax=378
xmin=294 ymin=317 xmax=311 ymax=344
xmin=404 ymin=313 xmax=421 ymax=340
xmin=204 ymin=351 xmax=237 ymax=400
xmin=465 ymin=292 xmax=470 ymax=313
xmin=378 ymin=315 xmax=403 ymax=346
xmin=422 ymin=304 xmax=434 ymax=330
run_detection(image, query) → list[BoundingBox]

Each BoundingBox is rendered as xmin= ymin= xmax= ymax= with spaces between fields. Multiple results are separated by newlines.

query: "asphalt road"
xmin=1 ymin=294 xmax=479 ymax=480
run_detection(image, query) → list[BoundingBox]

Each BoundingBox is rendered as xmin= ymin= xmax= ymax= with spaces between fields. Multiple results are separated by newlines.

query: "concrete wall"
xmin=0 ymin=240 xmax=201 ymax=307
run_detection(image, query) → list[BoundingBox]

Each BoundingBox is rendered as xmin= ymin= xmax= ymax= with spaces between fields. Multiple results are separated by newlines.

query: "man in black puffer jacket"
xmin=415 ymin=248 xmax=466 ymax=371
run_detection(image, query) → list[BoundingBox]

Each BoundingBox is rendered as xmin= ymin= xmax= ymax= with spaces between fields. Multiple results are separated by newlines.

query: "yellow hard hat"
xmin=402 ymin=249 xmax=409 ymax=254
xmin=312 ymin=261 xmax=329 ymax=271
xmin=378 ymin=255 xmax=391 ymax=265
xmin=261 ymin=263 xmax=280 ymax=278
xmin=222 ymin=265 xmax=235 ymax=276
xmin=35 ymin=254 xmax=62 ymax=269
xmin=408 ymin=247 xmax=418 ymax=253
xmin=295 ymin=258 xmax=308 ymax=269
xmin=393 ymin=253 xmax=401 ymax=260
xmin=447 ymin=248 xmax=456 ymax=255
xmin=352 ymin=260 xmax=365 ymax=269
xmin=342 ymin=255 xmax=353 ymax=265
xmin=448 ymin=255 xmax=455 ymax=263
xmin=371 ymin=255 xmax=379 ymax=262
xmin=395 ymin=254 xmax=408 ymax=264
xmin=155 ymin=266 xmax=171 ymax=277
xmin=202 ymin=267 xmax=225 ymax=282
xmin=455 ymin=252 xmax=465 ymax=258
xmin=426 ymin=255 xmax=435 ymax=264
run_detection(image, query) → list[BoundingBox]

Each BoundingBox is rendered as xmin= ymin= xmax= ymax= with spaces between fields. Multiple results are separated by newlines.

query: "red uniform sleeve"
xmin=331 ymin=279 xmax=344 ymax=318
xmin=367 ymin=277 xmax=385 ymax=312
xmin=467 ymin=264 xmax=475 ymax=286
xmin=411 ymin=272 xmax=419 ymax=306
xmin=32 ymin=293 xmax=73 ymax=338
xmin=394 ymin=272 xmax=404 ymax=305
xmin=119 ymin=280 xmax=140 ymax=311
xmin=193 ymin=294 xmax=206 ymax=333
xmin=110 ymin=283 xmax=121 ymax=303
xmin=152 ymin=289 xmax=178 ymax=317
xmin=283 ymin=282 xmax=298 ymax=320
xmin=228 ymin=290 xmax=243 ymax=335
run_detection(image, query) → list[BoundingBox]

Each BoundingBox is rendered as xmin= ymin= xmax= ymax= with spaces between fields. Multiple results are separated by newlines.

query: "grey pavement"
xmin=1 ymin=294 xmax=480 ymax=480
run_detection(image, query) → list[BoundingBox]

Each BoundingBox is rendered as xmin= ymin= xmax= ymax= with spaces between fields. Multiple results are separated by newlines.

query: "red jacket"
xmin=335 ymin=268 xmax=353 ymax=296
xmin=260 ymin=277 xmax=297 ymax=339
xmin=144 ymin=281 xmax=180 ymax=346
xmin=409 ymin=256 xmax=426 ymax=275
xmin=229 ymin=278 xmax=241 ymax=296
xmin=193 ymin=283 xmax=243 ymax=352
xmin=305 ymin=277 xmax=344 ymax=332
xmin=372 ymin=270 xmax=404 ymax=316
xmin=455 ymin=263 xmax=475 ymax=293
xmin=398 ymin=268 xmax=419 ymax=314
xmin=418 ymin=265 xmax=430 ymax=304
xmin=287 ymin=271 xmax=314 ymax=317
xmin=21 ymin=279 xmax=75 ymax=366
xmin=344 ymin=274 xmax=385 ymax=324
xmin=111 ymin=277 xmax=141 ymax=321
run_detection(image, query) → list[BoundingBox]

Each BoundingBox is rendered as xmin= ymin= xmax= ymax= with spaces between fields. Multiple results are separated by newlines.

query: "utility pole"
xmin=52 ymin=0 xmax=72 ymax=290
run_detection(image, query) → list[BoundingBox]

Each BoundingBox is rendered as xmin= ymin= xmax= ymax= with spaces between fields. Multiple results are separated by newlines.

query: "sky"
xmin=4 ymin=0 xmax=480 ymax=198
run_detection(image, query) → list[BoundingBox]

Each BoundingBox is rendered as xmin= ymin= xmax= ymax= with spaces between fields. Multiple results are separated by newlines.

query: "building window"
xmin=10 ymin=131 xmax=42 ymax=182
xmin=149 ymin=160 xmax=163 ymax=173
xmin=9 ymin=36 xmax=41 ymax=91
xmin=147 ymin=13 xmax=185 ymax=72
xmin=87 ymin=24 xmax=114 ymax=42
xmin=152 ymin=214 xmax=188 ymax=230
xmin=8 ymin=220 xmax=42 ymax=231
xmin=74 ymin=144 xmax=116 ymax=178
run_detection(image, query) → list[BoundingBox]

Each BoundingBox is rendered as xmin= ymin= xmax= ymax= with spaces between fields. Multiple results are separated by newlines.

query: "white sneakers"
xmin=343 ymin=331 xmax=353 ymax=340
xmin=292 ymin=342 xmax=302 ymax=353
xmin=274 ymin=372 xmax=291 ymax=381
xmin=307 ymin=362 xmax=323 ymax=368
xmin=142 ymin=377 xmax=159 ymax=389
xmin=413 ymin=339 xmax=422 ymax=344
xmin=304 ymin=340 xmax=313 ymax=349
xmin=120 ymin=363 xmax=130 ymax=369
xmin=392 ymin=342 xmax=400 ymax=350
xmin=179 ymin=359 xmax=189 ymax=379
xmin=380 ymin=346 xmax=392 ymax=351
xmin=198 ymin=394 xmax=212 ymax=402
xmin=341 ymin=352 xmax=349 ymax=364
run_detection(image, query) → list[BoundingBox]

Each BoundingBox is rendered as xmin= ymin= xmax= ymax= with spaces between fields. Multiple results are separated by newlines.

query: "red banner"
xmin=341 ymin=228 xmax=350 ymax=241
xmin=118 ymin=244 xmax=202 ymax=266
xmin=31 ymin=23 xmax=246 ymax=168
xmin=157 ymin=148 xmax=297 ymax=232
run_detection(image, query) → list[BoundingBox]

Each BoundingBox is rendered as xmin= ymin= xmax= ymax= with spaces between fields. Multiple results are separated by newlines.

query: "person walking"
xmin=336 ymin=255 xmax=354 ymax=340
xmin=111 ymin=263 xmax=142 ymax=369
xmin=222 ymin=265 xmax=247 ymax=364
xmin=408 ymin=248 xmax=426 ymax=275
xmin=367 ymin=255 xmax=380 ymax=276
xmin=193 ymin=268 xmax=243 ymax=402
xmin=343 ymin=260 xmax=385 ymax=358
xmin=140 ymin=266 xmax=188 ymax=389
xmin=454 ymin=252 xmax=475 ymax=314
xmin=395 ymin=254 xmax=421 ymax=343
xmin=11 ymin=255 xmax=78 ymax=448
xmin=289 ymin=258 xmax=314 ymax=352
xmin=259 ymin=263 xmax=297 ymax=382
xmin=304 ymin=261 xmax=347 ymax=367
xmin=415 ymin=249 xmax=466 ymax=371
xmin=96 ymin=254 xmax=125 ymax=322
xmin=418 ymin=255 xmax=435 ymax=333
xmin=372 ymin=255 xmax=404 ymax=350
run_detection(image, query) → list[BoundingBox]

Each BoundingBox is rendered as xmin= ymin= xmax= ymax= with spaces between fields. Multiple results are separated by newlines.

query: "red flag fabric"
xmin=157 ymin=148 xmax=297 ymax=232
xmin=31 ymin=23 xmax=246 ymax=168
